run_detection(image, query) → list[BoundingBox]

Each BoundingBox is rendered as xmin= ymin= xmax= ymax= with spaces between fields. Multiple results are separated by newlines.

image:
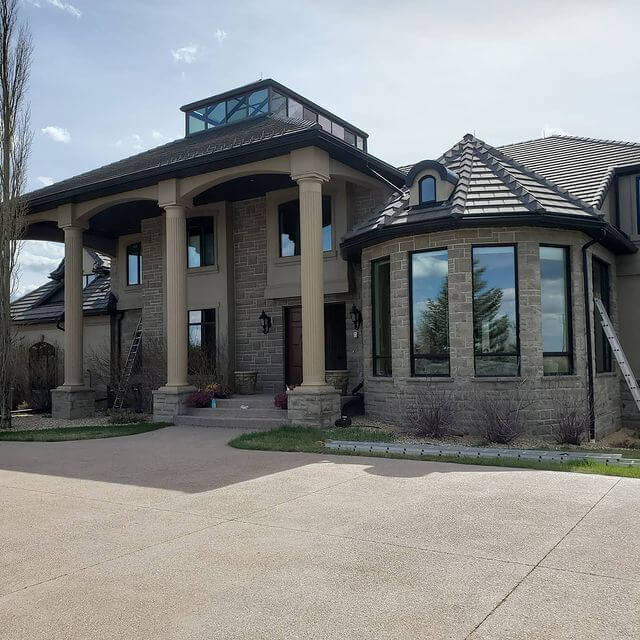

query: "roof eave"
xmin=27 ymin=129 xmax=403 ymax=214
xmin=340 ymin=213 xmax=637 ymax=258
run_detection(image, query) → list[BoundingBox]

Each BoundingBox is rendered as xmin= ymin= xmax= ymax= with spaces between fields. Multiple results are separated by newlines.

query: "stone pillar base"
xmin=51 ymin=387 xmax=96 ymax=420
xmin=152 ymin=385 xmax=196 ymax=423
xmin=287 ymin=386 xmax=341 ymax=427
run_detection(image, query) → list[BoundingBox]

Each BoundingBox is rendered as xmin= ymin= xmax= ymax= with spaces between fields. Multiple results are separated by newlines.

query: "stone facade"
xmin=287 ymin=387 xmax=341 ymax=427
xmin=152 ymin=386 xmax=193 ymax=423
xmin=141 ymin=216 xmax=165 ymax=342
xmin=51 ymin=388 xmax=96 ymax=419
xmin=361 ymin=226 xmax=622 ymax=439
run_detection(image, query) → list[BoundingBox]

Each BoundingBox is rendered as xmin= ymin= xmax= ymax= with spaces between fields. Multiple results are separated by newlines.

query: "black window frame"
xmin=409 ymin=248 xmax=450 ymax=377
xmin=278 ymin=196 xmax=332 ymax=258
xmin=418 ymin=175 xmax=436 ymax=205
xmin=636 ymin=176 xmax=640 ymax=235
xmin=126 ymin=242 xmax=142 ymax=287
xmin=188 ymin=308 xmax=217 ymax=370
xmin=187 ymin=216 xmax=215 ymax=269
xmin=471 ymin=243 xmax=521 ymax=377
xmin=540 ymin=244 xmax=574 ymax=376
xmin=371 ymin=256 xmax=392 ymax=377
xmin=593 ymin=257 xmax=612 ymax=373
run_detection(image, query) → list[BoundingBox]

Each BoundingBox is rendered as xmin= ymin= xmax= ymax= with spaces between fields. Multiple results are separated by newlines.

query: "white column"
xmin=62 ymin=224 xmax=85 ymax=387
xmin=163 ymin=204 xmax=189 ymax=388
xmin=297 ymin=176 xmax=328 ymax=388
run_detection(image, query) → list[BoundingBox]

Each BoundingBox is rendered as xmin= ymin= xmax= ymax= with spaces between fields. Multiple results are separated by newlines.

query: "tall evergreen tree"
xmin=415 ymin=275 xmax=449 ymax=354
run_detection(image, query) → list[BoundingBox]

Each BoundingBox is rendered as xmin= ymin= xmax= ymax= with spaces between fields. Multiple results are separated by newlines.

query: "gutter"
xmin=582 ymin=229 xmax=606 ymax=441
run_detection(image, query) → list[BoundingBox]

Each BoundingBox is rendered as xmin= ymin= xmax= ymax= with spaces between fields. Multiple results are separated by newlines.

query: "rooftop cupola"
xmin=180 ymin=79 xmax=368 ymax=151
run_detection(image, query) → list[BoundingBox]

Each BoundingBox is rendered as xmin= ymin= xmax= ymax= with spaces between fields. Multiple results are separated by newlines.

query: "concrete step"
xmin=174 ymin=414 xmax=287 ymax=429
xmin=185 ymin=407 xmax=286 ymax=418
xmin=213 ymin=395 xmax=276 ymax=409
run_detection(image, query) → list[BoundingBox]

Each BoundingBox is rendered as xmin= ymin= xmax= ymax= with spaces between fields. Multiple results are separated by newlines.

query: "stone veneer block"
xmin=287 ymin=387 xmax=341 ymax=428
xmin=152 ymin=386 xmax=195 ymax=423
xmin=51 ymin=387 xmax=96 ymax=420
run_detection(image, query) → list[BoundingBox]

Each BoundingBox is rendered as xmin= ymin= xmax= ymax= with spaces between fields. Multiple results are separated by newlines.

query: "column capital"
xmin=56 ymin=204 xmax=88 ymax=231
xmin=293 ymin=172 xmax=329 ymax=185
xmin=290 ymin=146 xmax=330 ymax=184
xmin=160 ymin=202 xmax=190 ymax=216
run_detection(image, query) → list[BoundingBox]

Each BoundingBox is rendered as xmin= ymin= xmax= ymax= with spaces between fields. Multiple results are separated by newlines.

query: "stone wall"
xmin=141 ymin=216 xmax=165 ymax=342
xmin=361 ymin=226 xmax=622 ymax=439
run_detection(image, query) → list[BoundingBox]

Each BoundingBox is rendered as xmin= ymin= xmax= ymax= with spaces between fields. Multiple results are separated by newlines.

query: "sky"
xmin=15 ymin=0 xmax=640 ymax=297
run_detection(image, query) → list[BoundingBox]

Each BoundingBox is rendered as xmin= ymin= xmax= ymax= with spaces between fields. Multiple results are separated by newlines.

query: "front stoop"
xmin=153 ymin=385 xmax=196 ymax=423
xmin=51 ymin=387 xmax=95 ymax=419
xmin=287 ymin=386 xmax=341 ymax=428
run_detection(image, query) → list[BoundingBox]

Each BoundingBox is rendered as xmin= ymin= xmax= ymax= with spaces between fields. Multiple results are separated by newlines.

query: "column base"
xmin=51 ymin=387 xmax=96 ymax=420
xmin=287 ymin=385 xmax=341 ymax=428
xmin=152 ymin=385 xmax=196 ymax=423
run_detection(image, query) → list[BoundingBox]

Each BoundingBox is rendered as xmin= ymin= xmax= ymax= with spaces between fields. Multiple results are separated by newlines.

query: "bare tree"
xmin=0 ymin=0 xmax=32 ymax=428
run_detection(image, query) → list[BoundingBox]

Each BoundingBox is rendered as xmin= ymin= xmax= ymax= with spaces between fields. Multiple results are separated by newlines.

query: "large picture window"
xmin=188 ymin=309 xmax=216 ymax=370
xmin=472 ymin=245 xmax=519 ymax=376
xmin=126 ymin=242 xmax=142 ymax=286
xmin=410 ymin=249 xmax=449 ymax=376
xmin=372 ymin=257 xmax=392 ymax=376
xmin=187 ymin=217 xmax=215 ymax=268
xmin=278 ymin=197 xmax=332 ymax=257
xmin=540 ymin=246 xmax=573 ymax=375
xmin=592 ymin=257 xmax=612 ymax=373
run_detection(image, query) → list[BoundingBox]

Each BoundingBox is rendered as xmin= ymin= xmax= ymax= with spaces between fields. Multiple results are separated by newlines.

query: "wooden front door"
xmin=285 ymin=306 xmax=303 ymax=386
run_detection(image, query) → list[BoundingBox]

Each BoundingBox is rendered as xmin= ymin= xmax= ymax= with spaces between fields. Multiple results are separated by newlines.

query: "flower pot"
xmin=234 ymin=371 xmax=258 ymax=395
xmin=325 ymin=370 xmax=349 ymax=396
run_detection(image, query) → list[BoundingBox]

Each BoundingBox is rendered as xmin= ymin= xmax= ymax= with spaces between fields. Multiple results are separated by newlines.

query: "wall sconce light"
xmin=259 ymin=310 xmax=272 ymax=335
xmin=350 ymin=304 xmax=362 ymax=331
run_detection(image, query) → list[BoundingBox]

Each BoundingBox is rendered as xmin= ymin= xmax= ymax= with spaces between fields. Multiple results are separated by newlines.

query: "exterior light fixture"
xmin=259 ymin=310 xmax=272 ymax=335
xmin=350 ymin=304 xmax=362 ymax=331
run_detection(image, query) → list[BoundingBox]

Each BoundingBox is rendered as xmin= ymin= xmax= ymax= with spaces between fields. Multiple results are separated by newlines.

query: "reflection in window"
xmin=372 ymin=257 xmax=392 ymax=376
xmin=303 ymin=106 xmax=317 ymax=122
xmin=331 ymin=121 xmax=344 ymax=140
xmin=188 ymin=309 xmax=216 ymax=371
xmin=472 ymin=245 xmax=519 ymax=376
xmin=248 ymin=89 xmax=269 ymax=116
xmin=593 ymin=257 xmax=612 ymax=373
xmin=83 ymin=274 xmax=97 ymax=288
xmin=270 ymin=91 xmax=287 ymax=115
xmin=411 ymin=250 xmax=449 ymax=376
xmin=318 ymin=114 xmax=331 ymax=132
xmin=126 ymin=243 xmax=142 ymax=286
xmin=226 ymin=94 xmax=247 ymax=123
xmin=419 ymin=175 xmax=436 ymax=204
xmin=278 ymin=197 xmax=332 ymax=257
xmin=187 ymin=217 xmax=215 ymax=268
xmin=205 ymin=101 xmax=225 ymax=127
xmin=287 ymin=98 xmax=303 ymax=119
xmin=187 ymin=109 xmax=206 ymax=134
xmin=540 ymin=246 xmax=573 ymax=375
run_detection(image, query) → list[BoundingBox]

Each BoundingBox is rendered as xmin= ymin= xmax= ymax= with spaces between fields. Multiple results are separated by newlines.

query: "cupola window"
xmin=419 ymin=175 xmax=436 ymax=204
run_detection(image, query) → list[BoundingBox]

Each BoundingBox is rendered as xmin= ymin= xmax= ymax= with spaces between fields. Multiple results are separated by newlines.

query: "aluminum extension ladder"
xmin=594 ymin=297 xmax=640 ymax=413
xmin=112 ymin=317 xmax=143 ymax=410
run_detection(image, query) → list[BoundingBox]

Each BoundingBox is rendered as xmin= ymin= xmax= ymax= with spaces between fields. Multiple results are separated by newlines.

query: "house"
xmin=23 ymin=79 xmax=640 ymax=437
xmin=11 ymin=249 xmax=115 ymax=405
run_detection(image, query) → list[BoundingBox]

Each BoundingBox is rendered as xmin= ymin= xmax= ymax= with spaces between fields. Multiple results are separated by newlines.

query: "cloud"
xmin=151 ymin=130 xmax=164 ymax=141
xmin=37 ymin=176 xmax=54 ymax=186
xmin=171 ymin=44 xmax=201 ymax=64
xmin=41 ymin=126 xmax=71 ymax=143
xmin=542 ymin=124 xmax=570 ymax=137
xmin=214 ymin=29 xmax=227 ymax=45
xmin=114 ymin=133 xmax=145 ymax=152
xmin=14 ymin=241 xmax=65 ymax=298
xmin=47 ymin=0 xmax=82 ymax=18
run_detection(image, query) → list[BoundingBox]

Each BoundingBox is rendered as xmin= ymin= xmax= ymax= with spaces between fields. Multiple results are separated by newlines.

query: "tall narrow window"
xmin=278 ymin=197 xmax=332 ymax=257
xmin=472 ymin=245 xmax=519 ymax=376
xmin=540 ymin=246 xmax=573 ymax=375
xmin=592 ymin=258 xmax=612 ymax=373
xmin=411 ymin=249 xmax=449 ymax=376
xmin=188 ymin=309 xmax=216 ymax=369
xmin=126 ymin=243 xmax=142 ymax=286
xmin=372 ymin=257 xmax=392 ymax=376
xmin=419 ymin=175 xmax=436 ymax=204
xmin=187 ymin=217 xmax=215 ymax=268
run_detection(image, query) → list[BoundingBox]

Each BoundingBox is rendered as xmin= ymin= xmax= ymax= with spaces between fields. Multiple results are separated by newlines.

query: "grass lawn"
xmin=229 ymin=426 xmax=640 ymax=479
xmin=0 ymin=423 xmax=167 ymax=442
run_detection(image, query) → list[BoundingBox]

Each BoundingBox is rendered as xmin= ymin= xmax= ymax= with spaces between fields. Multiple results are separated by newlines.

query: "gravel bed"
xmin=2 ymin=413 xmax=112 ymax=432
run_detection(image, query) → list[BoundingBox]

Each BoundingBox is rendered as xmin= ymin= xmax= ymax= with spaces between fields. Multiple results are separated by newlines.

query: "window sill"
xmin=275 ymin=251 xmax=337 ymax=266
xmin=124 ymin=284 xmax=141 ymax=291
xmin=595 ymin=372 xmax=617 ymax=378
xmin=366 ymin=375 xmax=394 ymax=382
xmin=541 ymin=374 xmax=578 ymax=380
xmin=187 ymin=264 xmax=219 ymax=275
xmin=472 ymin=377 xmax=522 ymax=383
xmin=402 ymin=376 xmax=454 ymax=384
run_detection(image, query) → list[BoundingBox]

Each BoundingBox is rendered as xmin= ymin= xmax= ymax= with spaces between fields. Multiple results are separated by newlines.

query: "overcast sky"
xmin=16 ymin=0 xmax=640 ymax=297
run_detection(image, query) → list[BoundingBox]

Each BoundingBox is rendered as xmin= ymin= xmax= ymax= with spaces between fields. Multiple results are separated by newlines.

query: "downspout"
xmin=582 ymin=229 xmax=606 ymax=441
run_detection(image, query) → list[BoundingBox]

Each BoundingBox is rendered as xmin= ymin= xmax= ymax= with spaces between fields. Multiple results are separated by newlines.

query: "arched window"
xmin=419 ymin=175 xmax=436 ymax=204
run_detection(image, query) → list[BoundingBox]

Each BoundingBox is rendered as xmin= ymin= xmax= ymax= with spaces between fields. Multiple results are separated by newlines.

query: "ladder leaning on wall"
xmin=593 ymin=297 xmax=640 ymax=413
xmin=112 ymin=318 xmax=143 ymax=411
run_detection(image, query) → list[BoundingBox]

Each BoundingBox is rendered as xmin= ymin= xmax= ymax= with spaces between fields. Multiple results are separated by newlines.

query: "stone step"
xmin=174 ymin=414 xmax=287 ymax=429
xmin=213 ymin=395 xmax=277 ymax=409
xmin=185 ymin=407 xmax=286 ymax=418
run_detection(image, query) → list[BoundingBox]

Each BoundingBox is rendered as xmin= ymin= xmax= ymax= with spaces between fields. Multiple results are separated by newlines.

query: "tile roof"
xmin=498 ymin=135 xmax=640 ymax=208
xmin=26 ymin=113 xmax=320 ymax=204
xmin=348 ymin=134 xmax=600 ymax=241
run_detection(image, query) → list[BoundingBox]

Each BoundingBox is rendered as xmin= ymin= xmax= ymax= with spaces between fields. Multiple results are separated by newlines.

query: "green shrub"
xmin=108 ymin=409 xmax=147 ymax=424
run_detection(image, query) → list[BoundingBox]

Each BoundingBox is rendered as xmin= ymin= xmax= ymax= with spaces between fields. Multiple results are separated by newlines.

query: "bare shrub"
xmin=468 ymin=379 xmax=534 ymax=444
xmin=397 ymin=384 xmax=457 ymax=439
xmin=550 ymin=395 xmax=590 ymax=445
xmin=108 ymin=409 xmax=148 ymax=425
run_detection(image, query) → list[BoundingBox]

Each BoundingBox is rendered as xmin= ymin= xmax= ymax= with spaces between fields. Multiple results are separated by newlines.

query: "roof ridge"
xmin=500 ymin=133 xmax=640 ymax=150
xmin=484 ymin=138 xmax=598 ymax=215
xmin=448 ymin=137 xmax=476 ymax=216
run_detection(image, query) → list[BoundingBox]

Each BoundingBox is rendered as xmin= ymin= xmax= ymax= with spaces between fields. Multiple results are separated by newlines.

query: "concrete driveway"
xmin=0 ymin=426 xmax=638 ymax=639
